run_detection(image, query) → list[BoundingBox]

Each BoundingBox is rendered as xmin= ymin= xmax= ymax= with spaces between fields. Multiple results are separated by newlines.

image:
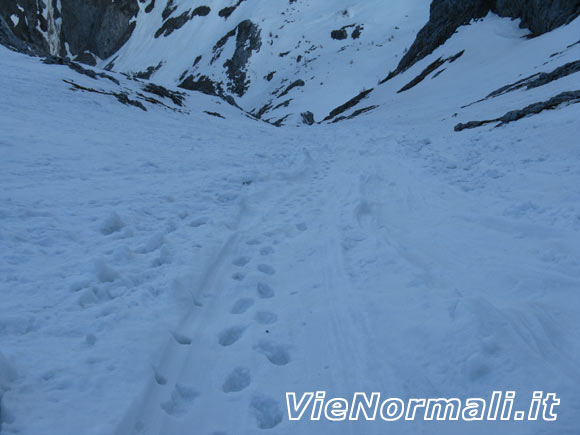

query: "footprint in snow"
xmin=231 ymin=272 xmax=245 ymax=281
xmin=160 ymin=383 xmax=199 ymax=416
xmin=218 ymin=326 xmax=246 ymax=346
xmin=230 ymin=298 xmax=254 ymax=314
xmin=153 ymin=368 xmax=167 ymax=386
xmin=256 ymin=282 xmax=275 ymax=299
xmin=257 ymin=264 xmax=275 ymax=275
xmin=250 ymin=395 xmax=283 ymax=429
xmin=254 ymin=311 xmax=278 ymax=325
xmin=296 ymin=222 xmax=308 ymax=232
xmin=171 ymin=331 xmax=192 ymax=345
xmin=254 ymin=341 xmax=291 ymax=366
xmin=259 ymin=246 xmax=274 ymax=256
xmin=232 ymin=256 xmax=251 ymax=267
xmin=222 ymin=367 xmax=251 ymax=393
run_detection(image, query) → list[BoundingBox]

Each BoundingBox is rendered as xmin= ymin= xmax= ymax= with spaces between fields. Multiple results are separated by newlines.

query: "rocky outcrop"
xmin=0 ymin=14 xmax=36 ymax=54
xmin=462 ymin=58 xmax=580 ymax=107
xmin=397 ymin=50 xmax=464 ymax=92
xmin=222 ymin=20 xmax=262 ymax=97
xmin=384 ymin=0 xmax=580 ymax=81
xmin=323 ymin=88 xmax=374 ymax=122
xmin=495 ymin=0 xmax=580 ymax=35
xmin=0 ymin=0 xmax=50 ymax=55
xmin=60 ymin=0 xmax=139 ymax=59
xmin=0 ymin=0 xmax=138 ymax=61
xmin=455 ymin=89 xmax=580 ymax=131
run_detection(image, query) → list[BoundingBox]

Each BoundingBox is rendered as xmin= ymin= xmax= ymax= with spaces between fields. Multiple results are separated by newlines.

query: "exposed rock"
xmin=192 ymin=6 xmax=211 ymax=17
xmin=59 ymin=0 xmax=139 ymax=59
xmin=132 ymin=61 xmax=164 ymax=80
xmin=331 ymin=24 xmax=361 ymax=41
xmin=495 ymin=0 xmax=580 ymax=35
xmin=179 ymin=74 xmax=222 ymax=96
xmin=155 ymin=11 xmax=192 ymax=38
xmin=272 ymin=114 xmax=290 ymax=127
xmin=0 ymin=0 xmax=49 ymax=55
xmin=204 ymin=110 xmax=225 ymax=119
xmin=145 ymin=0 xmax=156 ymax=14
xmin=385 ymin=0 xmax=580 ymax=81
xmin=273 ymin=99 xmax=292 ymax=110
xmin=44 ymin=56 xmax=120 ymax=84
xmin=331 ymin=105 xmax=379 ymax=123
xmin=323 ymin=88 xmax=374 ymax=121
xmin=74 ymin=51 xmax=97 ymax=66
xmin=63 ymin=79 xmax=147 ymax=111
xmin=219 ymin=0 xmax=245 ymax=19
xmin=162 ymin=0 xmax=177 ymax=20
xmin=0 ymin=15 xmax=36 ymax=54
xmin=178 ymin=74 xmax=240 ymax=108
xmin=488 ymin=59 xmax=580 ymax=96
xmin=212 ymin=28 xmax=237 ymax=63
xmin=254 ymin=102 xmax=273 ymax=119
xmin=351 ymin=25 xmax=363 ymax=39
xmin=301 ymin=111 xmax=315 ymax=125
xmin=143 ymin=83 xmax=185 ymax=106
xmin=278 ymin=79 xmax=305 ymax=97
xmin=0 ymin=0 xmax=138 ymax=60
xmin=463 ymin=58 xmax=580 ymax=107
xmin=222 ymin=20 xmax=262 ymax=97
xmin=397 ymin=50 xmax=464 ymax=92
xmin=331 ymin=28 xmax=348 ymax=40
xmin=455 ymin=90 xmax=580 ymax=131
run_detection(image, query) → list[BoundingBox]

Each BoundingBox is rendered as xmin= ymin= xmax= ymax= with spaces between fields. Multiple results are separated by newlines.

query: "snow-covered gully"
xmin=1 ymin=2 xmax=580 ymax=435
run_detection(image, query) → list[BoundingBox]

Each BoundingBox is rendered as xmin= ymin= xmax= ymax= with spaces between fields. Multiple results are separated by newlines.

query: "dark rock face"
xmin=387 ymin=0 xmax=580 ymax=80
xmin=0 ymin=0 xmax=138 ymax=61
xmin=278 ymin=79 xmax=305 ymax=97
xmin=301 ymin=111 xmax=315 ymax=125
xmin=0 ymin=14 xmax=37 ymax=54
xmin=455 ymin=90 xmax=580 ymax=131
xmin=60 ymin=0 xmax=139 ymax=59
xmin=155 ymin=6 xmax=210 ymax=38
xmin=0 ymin=0 xmax=49 ymax=55
xmin=219 ymin=0 xmax=245 ymax=19
xmin=323 ymin=88 xmax=374 ymax=122
xmin=179 ymin=74 xmax=221 ymax=96
xmin=396 ymin=50 xmax=464 ymax=92
xmin=486 ymin=59 xmax=580 ymax=98
xmin=142 ymin=83 xmax=185 ymax=106
xmin=155 ymin=11 xmax=191 ymax=38
xmin=223 ymin=20 xmax=262 ymax=97
xmin=331 ymin=28 xmax=348 ymax=40
xmin=495 ymin=0 xmax=580 ymax=35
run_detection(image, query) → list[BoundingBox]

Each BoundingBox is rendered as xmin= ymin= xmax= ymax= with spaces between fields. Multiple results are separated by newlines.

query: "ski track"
xmin=114 ymin=124 xmax=580 ymax=435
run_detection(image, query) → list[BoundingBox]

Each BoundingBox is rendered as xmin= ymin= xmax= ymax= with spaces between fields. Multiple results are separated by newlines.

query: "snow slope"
xmin=1 ymin=10 xmax=580 ymax=435
xmin=107 ymin=0 xmax=429 ymax=124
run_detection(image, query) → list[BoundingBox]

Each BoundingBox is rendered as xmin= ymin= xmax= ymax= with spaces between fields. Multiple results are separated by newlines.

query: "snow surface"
xmin=1 ymin=9 xmax=580 ymax=435
xmin=108 ymin=0 xmax=430 ymax=123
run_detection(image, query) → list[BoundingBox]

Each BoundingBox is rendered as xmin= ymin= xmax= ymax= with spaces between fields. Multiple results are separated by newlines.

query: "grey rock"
xmin=223 ymin=20 xmax=262 ymax=97
xmin=301 ymin=111 xmax=315 ymax=125
xmin=384 ymin=0 xmax=580 ymax=81
xmin=278 ymin=79 xmax=305 ymax=98
xmin=455 ymin=90 xmax=580 ymax=131
xmin=60 ymin=0 xmax=139 ymax=59
xmin=323 ymin=88 xmax=374 ymax=122
xmin=0 ymin=0 xmax=138 ymax=62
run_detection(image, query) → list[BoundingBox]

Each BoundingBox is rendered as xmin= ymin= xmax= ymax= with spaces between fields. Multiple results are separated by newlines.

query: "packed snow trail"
xmin=114 ymin=125 xmax=580 ymax=435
